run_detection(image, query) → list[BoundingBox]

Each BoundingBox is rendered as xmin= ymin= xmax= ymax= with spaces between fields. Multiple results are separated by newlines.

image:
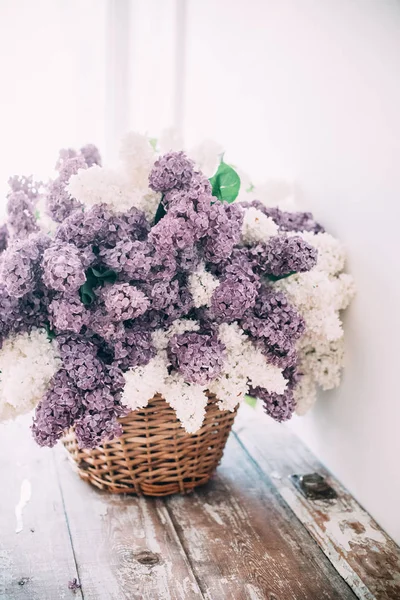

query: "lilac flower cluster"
xmin=0 ymin=141 xmax=324 ymax=449
xmin=241 ymin=285 xmax=305 ymax=369
xmin=1 ymin=233 xmax=49 ymax=298
xmin=249 ymin=365 xmax=300 ymax=422
xmin=251 ymin=235 xmax=318 ymax=277
xmin=149 ymin=151 xmax=194 ymax=192
xmin=7 ymin=191 xmax=39 ymax=239
xmin=8 ymin=174 xmax=42 ymax=204
xmin=46 ymin=156 xmax=86 ymax=223
xmin=168 ymin=332 xmax=226 ymax=385
xmin=240 ymin=200 xmax=324 ymax=234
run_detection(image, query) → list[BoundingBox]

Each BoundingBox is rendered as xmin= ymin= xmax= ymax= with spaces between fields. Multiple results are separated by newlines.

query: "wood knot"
xmin=133 ymin=550 xmax=160 ymax=566
xmin=18 ymin=577 xmax=31 ymax=586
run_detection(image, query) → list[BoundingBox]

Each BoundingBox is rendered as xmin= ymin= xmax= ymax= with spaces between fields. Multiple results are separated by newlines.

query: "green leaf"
xmin=79 ymin=280 xmax=96 ymax=305
xmin=267 ymin=271 xmax=296 ymax=282
xmin=91 ymin=267 xmax=117 ymax=283
xmin=45 ymin=322 xmax=56 ymax=340
xmin=154 ymin=195 xmax=166 ymax=224
xmin=245 ymin=394 xmax=257 ymax=408
xmin=209 ymin=161 xmax=241 ymax=203
xmin=78 ymin=266 xmax=117 ymax=305
xmin=149 ymin=137 xmax=158 ymax=151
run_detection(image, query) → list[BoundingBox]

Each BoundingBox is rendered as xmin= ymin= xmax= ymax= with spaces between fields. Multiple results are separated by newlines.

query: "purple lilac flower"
xmin=8 ymin=174 xmax=42 ymax=203
xmin=32 ymin=370 xmax=81 ymax=447
xmin=58 ymin=204 xmax=149 ymax=250
xmin=168 ymin=331 xmax=226 ymax=385
xmin=153 ymin=283 xmax=193 ymax=326
xmin=104 ymin=362 xmax=126 ymax=393
xmin=46 ymin=156 xmax=86 ymax=223
xmin=241 ymin=285 xmax=304 ymax=368
xmin=42 ymin=243 xmax=86 ymax=292
xmin=0 ymin=284 xmax=19 ymax=344
xmin=177 ymin=245 xmax=200 ymax=272
xmin=89 ymin=312 xmax=124 ymax=342
xmin=101 ymin=239 xmax=153 ymax=280
xmin=164 ymin=172 xmax=212 ymax=207
xmin=1 ymin=233 xmax=50 ymax=298
xmin=202 ymin=203 xmax=243 ymax=263
xmin=249 ymin=385 xmax=295 ymax=422
xmin=58 ymin=335 xmax=104 ymax=391
xmin=49 ymin=293 xmax=89 ymax=334
xmin=55 ymin=148 xmax=78 ymax=171
xmin=253 ymin=235 xmax=317 ymax=277
xmin=211 ymin=275 xmax=258 ymax=322
xmin=19 ymin=287 xmax=53 ymax=332
xmin=241 ymin=200 xmax=324 ymax=234
xmin=0 ymin=224 xmax=8 ymax=253
xmin=149 ymin=151 xmax=194 ymax=192
xmin=143 ymin=279 xmax=180 ymax=310
xmin=148 ymin=252 xmax=177 ymax=283
xmin=149 ymin=214 xmax=196 ymax=254
xmin=74 ymin=408 xmax=122 ymax=449
xmin=6 ymin=191 xmax=39 ymax=238
xmin=100 ymin=283 xmax=149 ymax=322
xmin=113 ymin=326 xmax=155 ymax=369
xmin=167 ymin=192 xmax=211 ymax=240
xmin=80 ymin=143 xmax=102 ymax=167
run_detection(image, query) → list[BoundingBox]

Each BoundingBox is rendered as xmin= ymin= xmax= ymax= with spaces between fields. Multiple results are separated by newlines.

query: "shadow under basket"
xmin=62 ymin=392 xmax=238 ymax=496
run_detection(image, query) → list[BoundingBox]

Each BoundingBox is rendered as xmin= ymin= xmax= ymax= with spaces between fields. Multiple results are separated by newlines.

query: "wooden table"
xmin=1 ymin=405 xmax=399 ymax=600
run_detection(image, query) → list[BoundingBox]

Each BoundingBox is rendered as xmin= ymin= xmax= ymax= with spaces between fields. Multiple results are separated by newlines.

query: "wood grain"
xmin=234 ymin=403 xmax=400 ymax=600
xmin=166 ymin=431 xmax=357 ymax=600
xmin=0 ymin=417 xmax=82 ymax=600
xmin=55 ymin=447 xmax=204 ymax=600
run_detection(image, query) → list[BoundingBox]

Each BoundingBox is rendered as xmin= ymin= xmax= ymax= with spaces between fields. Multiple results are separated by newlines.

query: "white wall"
xmin=0 ymin=0 xmax=108 ymax=206
xmin=182 ymin=0 xmax=400 ymax=544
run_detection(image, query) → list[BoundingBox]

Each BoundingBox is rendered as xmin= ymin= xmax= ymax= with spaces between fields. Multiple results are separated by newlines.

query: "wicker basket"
xmin=62 ymin=392 xmax=238 ymax=496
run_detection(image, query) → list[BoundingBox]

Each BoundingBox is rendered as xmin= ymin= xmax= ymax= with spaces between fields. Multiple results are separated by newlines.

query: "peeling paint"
xmin=15 ymin=479 xmax=31 ymax=534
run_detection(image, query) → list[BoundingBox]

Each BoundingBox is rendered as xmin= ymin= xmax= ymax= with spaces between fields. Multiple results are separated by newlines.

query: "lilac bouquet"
xmin=0 ymin=133 xmax=354 ymax=448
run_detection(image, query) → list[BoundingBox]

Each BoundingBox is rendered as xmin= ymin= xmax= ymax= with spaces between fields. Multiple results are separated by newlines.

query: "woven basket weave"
xmin=62 ymin=392 xmax=238 ymax=496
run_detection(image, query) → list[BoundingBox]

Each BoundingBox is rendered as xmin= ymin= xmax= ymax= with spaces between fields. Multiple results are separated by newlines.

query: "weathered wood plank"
xmin=166 ymin=431 xmax=356 ymax=600
xmin=0 ymin=417 xmax=82 ymax=600
xmin=234 ymin=403 xmax=400 ymax=600
xmin=55 ymin=447 xmax=204 ymax=600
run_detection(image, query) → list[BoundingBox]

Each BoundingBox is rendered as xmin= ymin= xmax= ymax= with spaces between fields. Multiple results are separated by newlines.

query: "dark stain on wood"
xmin=291 ymin=473 xmax=338 ymax=500
xmin=133 ymin=550 xmax=161 ymax=567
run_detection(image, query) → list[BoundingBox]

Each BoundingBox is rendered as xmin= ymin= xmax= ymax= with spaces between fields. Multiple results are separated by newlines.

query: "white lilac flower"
xmin=0 ymin=329 xmax=61 ymax=422
xmin=68 ymin=165 xmax=146 ymax=213
xmin=120 ymin=352 xmax=170 ymax=411
xmin=241 ymin=206 xmax=279 ymax=244
xmin=188 ymin=263 xmax=220 ymax=308
xmin=161 ymin=373 xmax=208 ymax=433
xmin=151 ymin=319 xmax=200 ymax=351
xmin=333 ymin=273 xmax=356 ymax=311
xmin=299 ymin=231 xmax=346 ymax=276
xmin=293 ymin=371 xmax=318 ymax=416
xmin=211 ymin=322 xmax=287 ymax=412
xmin=119 ymin=132 xmax=156 ymax=189
xmin=300 ymin=336 xmax=345 ymax=391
